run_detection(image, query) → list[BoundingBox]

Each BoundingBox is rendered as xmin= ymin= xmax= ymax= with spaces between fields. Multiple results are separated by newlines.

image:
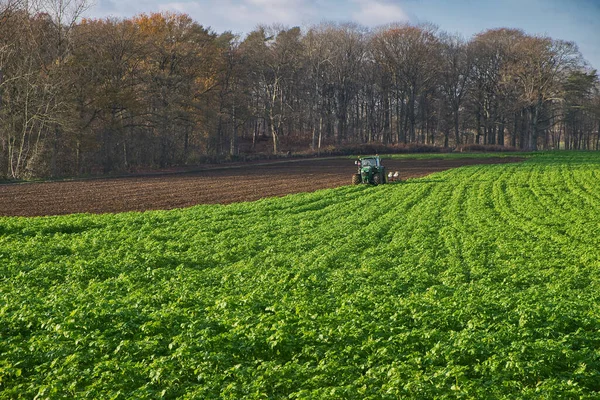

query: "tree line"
xmin=1 ymin=0 xmax=599 ymax=179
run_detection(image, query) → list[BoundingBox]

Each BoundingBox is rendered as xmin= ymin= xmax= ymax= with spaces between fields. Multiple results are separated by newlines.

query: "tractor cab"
xmin=358 ymin=157 xmax=379 ymax=168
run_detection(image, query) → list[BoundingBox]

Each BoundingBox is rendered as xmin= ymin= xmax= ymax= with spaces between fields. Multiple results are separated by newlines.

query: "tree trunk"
xmin=396 ymin=95 xmax=401 ymax=144
xmin=454 ymin=104 xmax=460 ymax=146
xmin=51 ymin=124 xmax=60 ymax=177
xmin=511 ymin=112 xmax=518 ymax=148
xmin=403 ymin=96 xmax=409 ymax=144
xmin=230 ymin=102 xmax=237 ymax=156
xmin=530 ymin=101 xmax=541 ymax=151
xmin=519 ymin=110 xmax=527 ymax=150
xmin=123 ymin=141 xmax=128 ymax=170
xmin=409 ymin=87 xmax=416 ymax=143
xmin=269 ymin=106 xmax=278 ymax=154
xmin=498 ymin=118 xmax=505 ymax=146
xmin=585 ymin=121 xmax=591 ymax=150
xmin=383 ymin=92 xmax=390 ymax=144
xmin=216 ymin=115 xmax=223 ymax=154
xmin=399 ymin=93 xmax=406 ymax=144
xmin=184 ymin=128 xmax=189 ymax=161
xmin=76 ymin=140 xmax=81 ymax=175
xmin=476 ymin=107 xmax=482 ymax=145
xmin=596 ymin=120 xmax=600 ymax=151
xmin=318 ymin=116 xmax=323 ymax=155
xmin=444 ymin=126 xmax=449 ymax=148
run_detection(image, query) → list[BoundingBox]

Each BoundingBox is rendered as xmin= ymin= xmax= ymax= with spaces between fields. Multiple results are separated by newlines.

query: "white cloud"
xmin=152 ymin=0 xmax=317 ymax=33
xmin=227 ymin=0 xmax=317 ymax=28
xmin=351 ymin=0 xmax=409 ymax=26
xmin=96 ymin=0 xmax=117 ymax=13
xmin=88 ymin=0 xmax=162 ymax=19
xmin=158 ymin=2 xmax=187 ymax=13
xmin=86 ymin=0 xmax=407 ymax=33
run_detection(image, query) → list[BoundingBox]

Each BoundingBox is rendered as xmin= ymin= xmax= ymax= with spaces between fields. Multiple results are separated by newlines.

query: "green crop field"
xmin=359 ymin=151 xmax=535 ymax=160
xmin=1 ymin=152 xmax=600 ymax=399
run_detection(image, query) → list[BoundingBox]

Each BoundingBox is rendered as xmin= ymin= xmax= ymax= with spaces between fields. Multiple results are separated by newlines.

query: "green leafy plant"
xmin=1 ymin=152 xmax=599 ymax=398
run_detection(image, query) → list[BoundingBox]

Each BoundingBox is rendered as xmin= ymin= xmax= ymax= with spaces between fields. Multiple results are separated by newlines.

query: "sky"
xmin=86 ymin=0 xmax=600 ymax=71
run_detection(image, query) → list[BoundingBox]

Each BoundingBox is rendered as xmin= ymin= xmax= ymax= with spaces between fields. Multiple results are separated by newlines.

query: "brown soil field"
xmin=0 ymin=157 xmax=523 ymax=217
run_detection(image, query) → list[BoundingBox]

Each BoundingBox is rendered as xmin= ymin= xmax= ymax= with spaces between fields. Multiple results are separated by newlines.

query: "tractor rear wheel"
xmin=373 ymin=173 xmax=381 ymax=185
xmin=352 ymin=174 xmax=361 ymax=185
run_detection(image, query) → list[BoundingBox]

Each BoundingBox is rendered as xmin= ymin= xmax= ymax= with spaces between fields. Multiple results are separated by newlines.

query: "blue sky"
xmin=87 ymin=0 xmax=600 ymax=71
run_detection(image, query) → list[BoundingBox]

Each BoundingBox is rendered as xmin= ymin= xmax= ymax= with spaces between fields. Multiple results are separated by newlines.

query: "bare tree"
xmin=438 ymin=32 xmax=471 ymax=146
xmin=303 ymin=26 xmax=333 ymax=151
xmin=510 ymin=36 xmax=582 ymax=150
xmin=372 ymin=24 xmax=441 ymax=144
xmin=241 ymin=25 xmax=303 ymax=154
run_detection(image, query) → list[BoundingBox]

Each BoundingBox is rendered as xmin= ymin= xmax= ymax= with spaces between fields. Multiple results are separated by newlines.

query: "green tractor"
xmin=352 ymin=155 xmax=387 ymax=185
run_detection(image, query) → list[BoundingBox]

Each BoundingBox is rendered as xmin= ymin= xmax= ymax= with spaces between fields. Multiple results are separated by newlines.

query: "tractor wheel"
xmin=352 ymin=174 xmax=361 ymax=185
xmin=373 ymin=173 xmax=381 ymax=185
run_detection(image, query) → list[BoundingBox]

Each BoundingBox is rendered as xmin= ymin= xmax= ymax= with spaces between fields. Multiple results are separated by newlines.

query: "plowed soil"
xmin=0 ymin=157 xmax=523 ymax=217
